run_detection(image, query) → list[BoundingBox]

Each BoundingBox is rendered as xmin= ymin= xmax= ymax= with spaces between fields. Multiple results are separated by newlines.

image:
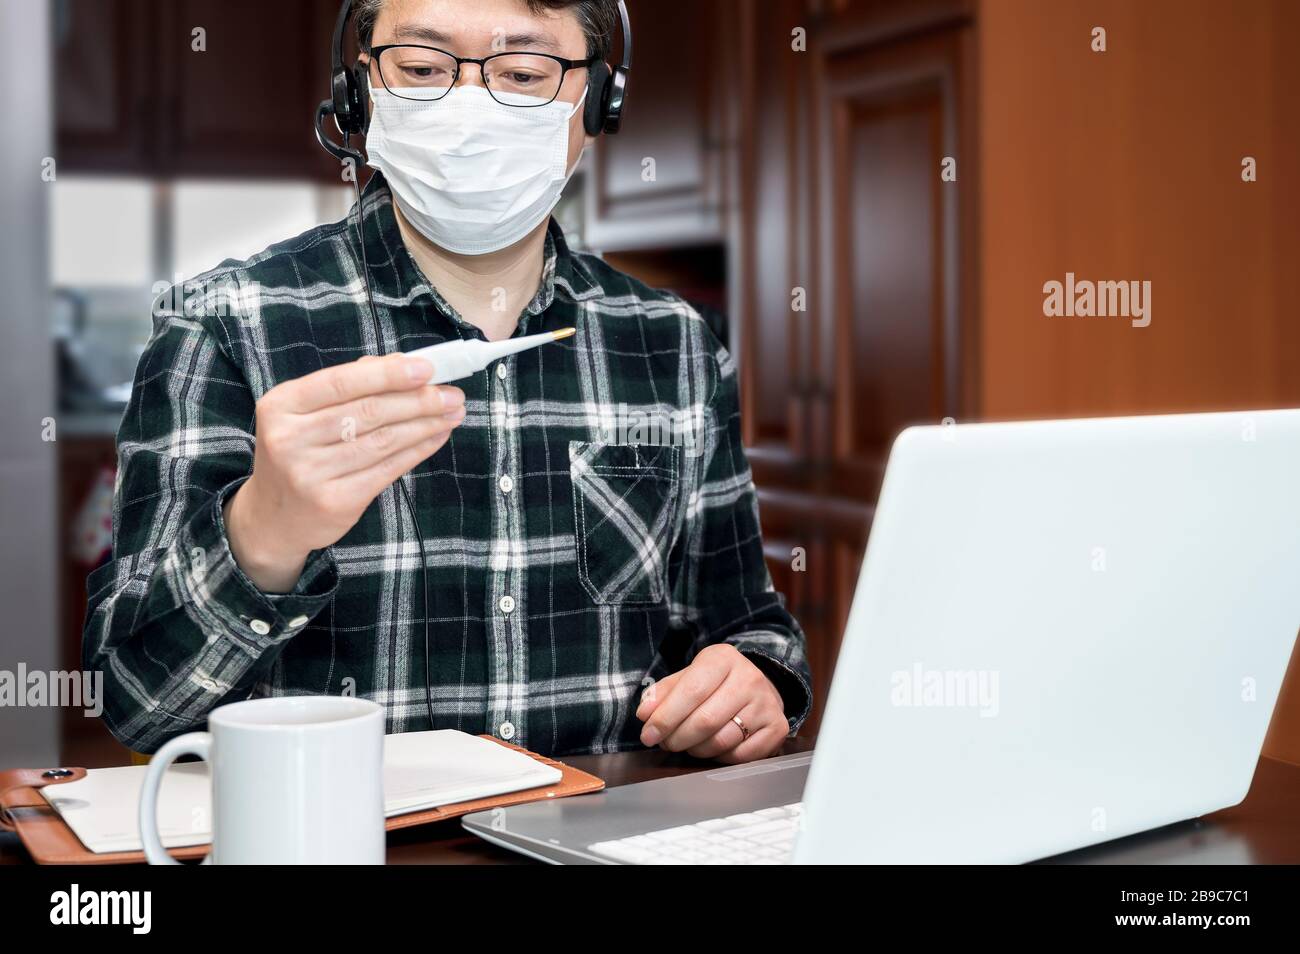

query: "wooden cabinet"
xmin=583 ymin=0 xmax=733 ymax=251
xmin=54 ymin=0 xmax=153 ymax=172
xmin=813 ymin=9 xmax=978 ymax=499
xmin=154 ymin=0 xmax=339 ymax=180
xmin=729 ymin=0 xmax=979 ymax=734
xmin=56 ymin=0 xmax=340 ymax=180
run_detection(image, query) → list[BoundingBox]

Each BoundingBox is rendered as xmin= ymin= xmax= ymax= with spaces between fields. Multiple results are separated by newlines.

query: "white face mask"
xmin=364 ymin=84 xmax=584 ymax=256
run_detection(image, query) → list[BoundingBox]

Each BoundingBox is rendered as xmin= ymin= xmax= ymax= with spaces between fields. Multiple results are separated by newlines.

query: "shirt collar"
xmin=353 ymin=172 xmax=604 ymax=331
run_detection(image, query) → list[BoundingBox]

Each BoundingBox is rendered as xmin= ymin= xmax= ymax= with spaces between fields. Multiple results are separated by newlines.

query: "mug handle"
xmin=138 ymin=731 xmax=211 ymax=866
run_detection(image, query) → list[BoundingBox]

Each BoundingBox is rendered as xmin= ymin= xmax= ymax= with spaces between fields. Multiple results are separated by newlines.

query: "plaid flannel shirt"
xmin=83 ymin=173 xmax=812 ymax=756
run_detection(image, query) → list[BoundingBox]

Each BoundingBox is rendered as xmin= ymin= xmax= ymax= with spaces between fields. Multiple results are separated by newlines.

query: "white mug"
xmin=138 ymin=696 xmax=385 ymax=864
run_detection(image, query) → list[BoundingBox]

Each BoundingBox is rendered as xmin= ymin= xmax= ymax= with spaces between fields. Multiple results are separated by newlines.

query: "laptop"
xmin=462 ymin=409 xmax=1300 ymax=863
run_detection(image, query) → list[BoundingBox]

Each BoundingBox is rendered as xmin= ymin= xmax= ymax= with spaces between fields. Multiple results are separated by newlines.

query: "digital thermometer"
xmin=404 ymin=327 xmax=576 ymax=384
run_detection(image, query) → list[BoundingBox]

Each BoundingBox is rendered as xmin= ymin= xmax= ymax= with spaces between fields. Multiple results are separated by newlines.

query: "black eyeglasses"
xmin=370 ymin=45 xmax=594 ymax=107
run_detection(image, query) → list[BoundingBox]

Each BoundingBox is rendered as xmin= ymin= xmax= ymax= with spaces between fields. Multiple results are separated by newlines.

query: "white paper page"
xmin=40 ymin=729 xmax=562 ymax=854
xmin=381 ymin=730 xmax=561 ymax=814
xmin=42 ymin=761 xmax=212 ymax=855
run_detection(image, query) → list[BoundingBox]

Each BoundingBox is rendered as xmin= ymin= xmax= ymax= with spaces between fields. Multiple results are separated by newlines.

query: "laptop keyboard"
xmin=587 ymin=803 xmax=802 ymax=864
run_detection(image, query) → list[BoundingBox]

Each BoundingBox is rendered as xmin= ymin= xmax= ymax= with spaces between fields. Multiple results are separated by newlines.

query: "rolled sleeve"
xmin=735 ymin=637 xmax=813 ymax=734
xmin=160 ymin=477 xmax=339 ymax=649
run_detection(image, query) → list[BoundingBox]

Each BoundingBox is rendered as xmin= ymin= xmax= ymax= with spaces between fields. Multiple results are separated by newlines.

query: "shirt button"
xmin=499 ymin=595 xmax=515 ymax=614
xmin=200 ymin=679 xmax=217 ymax=692
xmin=495 ymin=363 xmax=507 ymax=380
xmin=288 ymin=615 xmax=309 ymax=628
xmin=249 ymin=619 xmax=271 ymax=636
xmin=499 ymin=721 xmax=516 ymax=740
xmin=498 ymin=474 xmax=514 ymax=494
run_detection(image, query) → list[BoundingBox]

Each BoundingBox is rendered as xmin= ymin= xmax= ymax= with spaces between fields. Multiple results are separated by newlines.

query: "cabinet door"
xmin=583 ymin=0 xmax=729 ymax=251
xmin=812 ymin=13 xmax=976 ymax=502
xmin=154 ymin=0 xmax=339 ymax=179
xmin=55 ymin=0 xmax=155 ymax=172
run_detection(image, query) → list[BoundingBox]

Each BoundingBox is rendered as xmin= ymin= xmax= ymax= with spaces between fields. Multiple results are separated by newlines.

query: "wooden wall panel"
xmin=977 ymin=0 xmax=1300 ymax=763
xmin=979 ymin=0 xmax=1300 ymax=419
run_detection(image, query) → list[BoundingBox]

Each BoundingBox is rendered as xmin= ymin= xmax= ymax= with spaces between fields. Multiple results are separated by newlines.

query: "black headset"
xmin=317 ymin=0 xmax=632 ymax=162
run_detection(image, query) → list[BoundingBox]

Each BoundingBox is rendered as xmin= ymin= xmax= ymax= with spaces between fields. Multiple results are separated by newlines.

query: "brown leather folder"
xmin=0 ymin=735 xmax=604 ymax=864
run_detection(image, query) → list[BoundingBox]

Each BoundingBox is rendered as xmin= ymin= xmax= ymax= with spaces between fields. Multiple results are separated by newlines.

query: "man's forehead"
xmin=372 ymin=0 xmax=585 ymax=53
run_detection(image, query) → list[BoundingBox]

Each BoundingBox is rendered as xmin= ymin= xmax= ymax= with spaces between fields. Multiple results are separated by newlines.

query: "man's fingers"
xmin=279 ymin=352 xmax=434 ymax=413
xmin=319 ymin=407 xmax=465 ymax=480
xmin=635 ymin=671 xmax=680 ymax=720
xmin=301 ymin=385 xmax=465 ymax=445
xmin=638 ymin=657 xmax=729 ymax=747
xmin=659 ymin=671 xmax=749 ymax=753
xmin=709 ymin=719 xmax=788 ymax=765
xmin=683 ymin=698 xmax=760 ymax=760
xmin=337 ymin=414 xmax=463 ymax=500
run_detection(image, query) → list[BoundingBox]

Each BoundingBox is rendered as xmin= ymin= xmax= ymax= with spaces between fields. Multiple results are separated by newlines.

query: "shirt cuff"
xmin=733 ymin=639 xmax=813 ymax=735
xmin=169 ymin=477 xmax=339 ymax=650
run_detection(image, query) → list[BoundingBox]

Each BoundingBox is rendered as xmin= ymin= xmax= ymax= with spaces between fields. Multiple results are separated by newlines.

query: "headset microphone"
xmin=313 ymin=0 xmax=632 ymax=733
xmin=314 ymin=103 xmax=361 ymax=166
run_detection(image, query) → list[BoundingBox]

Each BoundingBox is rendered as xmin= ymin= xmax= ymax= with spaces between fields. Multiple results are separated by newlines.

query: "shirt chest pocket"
xmin=569 ymin=441 xmax=682 ymax=605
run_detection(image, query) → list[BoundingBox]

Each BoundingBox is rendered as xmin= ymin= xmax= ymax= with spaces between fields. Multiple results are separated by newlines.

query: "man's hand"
xmin=224 ymin=352 xmax=466 ymax=592
xmin=635 ymin=644 xmax=788 ymax=764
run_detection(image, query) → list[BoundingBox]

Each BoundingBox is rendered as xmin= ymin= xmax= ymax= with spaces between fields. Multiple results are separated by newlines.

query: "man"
xmin=84 ymin=0 xmax=811 ymax=763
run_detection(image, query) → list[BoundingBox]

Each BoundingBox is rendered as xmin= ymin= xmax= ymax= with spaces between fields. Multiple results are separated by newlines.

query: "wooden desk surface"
xmin=3 ymin=739 xmax=1297 ymax=865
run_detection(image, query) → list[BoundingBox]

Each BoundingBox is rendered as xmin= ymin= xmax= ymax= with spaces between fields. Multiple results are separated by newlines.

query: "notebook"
xmin=39 ymin=729 xmax=562 ymax=854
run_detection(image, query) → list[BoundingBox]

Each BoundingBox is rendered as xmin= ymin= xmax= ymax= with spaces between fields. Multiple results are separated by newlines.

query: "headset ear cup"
xmin=331 ymin=67 xmax=353 ymax=133
xmin=603 ymin=68 xmax=627 ymax=134
xmin=351 ymin=62 xmax=370 ymax=134
xmin=583 ymin=59 xmax=611 ymax=137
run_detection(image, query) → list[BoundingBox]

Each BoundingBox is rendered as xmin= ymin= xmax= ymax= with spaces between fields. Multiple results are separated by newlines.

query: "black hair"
xmin=355 ymin=0 xmax=618 ymax=60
